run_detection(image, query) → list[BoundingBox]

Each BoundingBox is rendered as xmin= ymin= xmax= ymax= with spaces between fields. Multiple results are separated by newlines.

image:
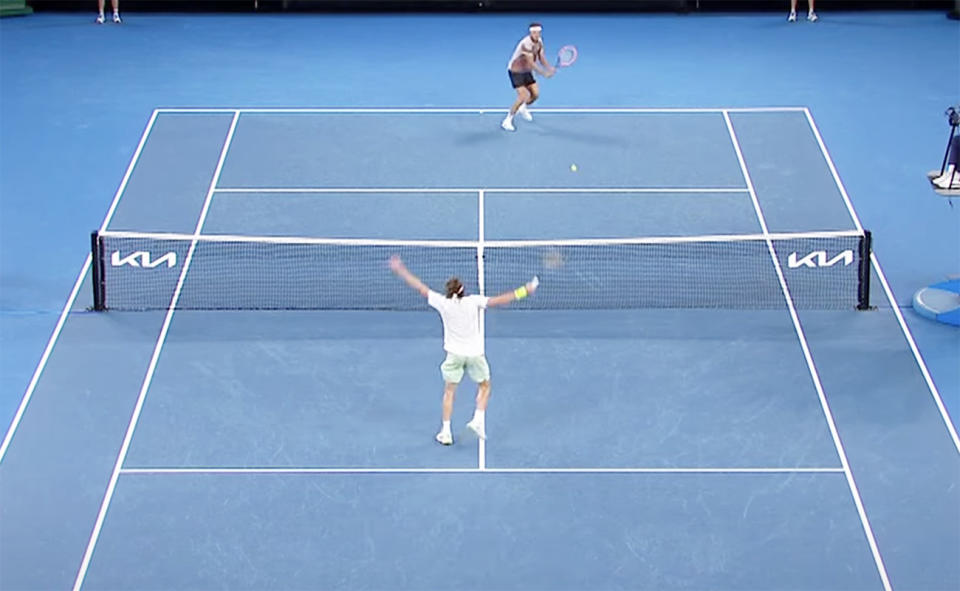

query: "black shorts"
xmin=508 ymin=70 xmax=536 ymax=89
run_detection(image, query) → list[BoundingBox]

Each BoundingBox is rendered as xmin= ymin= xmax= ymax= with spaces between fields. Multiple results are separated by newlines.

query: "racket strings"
xmin=556 ymin=45 xmax=578 ymax=67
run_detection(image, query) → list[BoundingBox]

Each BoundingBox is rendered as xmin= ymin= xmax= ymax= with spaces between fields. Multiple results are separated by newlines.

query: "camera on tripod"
xmin=946 ymin=106 xmax=960 ymax=127
xmin=931 ymin=104 xmax=960 ymax=192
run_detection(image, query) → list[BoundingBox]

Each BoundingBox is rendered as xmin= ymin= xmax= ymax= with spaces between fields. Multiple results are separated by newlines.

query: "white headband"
xmin=529 ymin=26 xmax=542 ymax=32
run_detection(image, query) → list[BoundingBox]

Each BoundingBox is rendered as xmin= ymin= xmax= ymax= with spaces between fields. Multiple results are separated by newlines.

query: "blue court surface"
xmin=1 ymin=12 xmax=959 ymax=591
xmin=3 ymin=107 xmax=959 ymax=590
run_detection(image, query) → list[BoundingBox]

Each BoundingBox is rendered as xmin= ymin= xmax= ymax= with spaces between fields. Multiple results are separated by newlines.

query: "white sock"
xmin=442 ymin=420 xmax=451 ymax=433
xmin=503 ymin=113 xmax=513 ymax=123
xmin=472 ymin=409 xmax=485 ymax=423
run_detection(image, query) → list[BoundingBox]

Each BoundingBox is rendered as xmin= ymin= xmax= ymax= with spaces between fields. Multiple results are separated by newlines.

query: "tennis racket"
xmin=542 ymin=248 xmax=564 ymax=270
xmin=554 ymin=45 xmax=578 ymax=68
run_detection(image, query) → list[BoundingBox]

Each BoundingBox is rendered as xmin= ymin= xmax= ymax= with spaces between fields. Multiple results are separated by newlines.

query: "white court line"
xmin=477 ymin=189 xmax=486 ymax=471
xmin=119 ymin=466 xmax=845 ymax=475
xmin=724 ymin=111 xmax=892 ymax=591
xmin=0 ymin=110 xmax=161 ymax=465
xmin=0 ymin=257 xmax=90 ymax=462
xmin=803 ymin=108 xmax=960 ymax=455
xmin=72 ymin=111 xmax=242 ymax=591
xmin=869 ymin=253 xmax=960 ymax=452
xmin=155 ymin=107 xmax=807 ymax=114
xmin=213 ymin=187 xmax=749 ymax=194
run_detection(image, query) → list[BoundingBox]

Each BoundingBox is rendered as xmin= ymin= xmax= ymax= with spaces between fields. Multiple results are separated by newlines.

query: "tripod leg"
xmin=934 ymin=132 xmax=960 ymax=189
xmin=941 ymin=124 xmax=958 ymax=175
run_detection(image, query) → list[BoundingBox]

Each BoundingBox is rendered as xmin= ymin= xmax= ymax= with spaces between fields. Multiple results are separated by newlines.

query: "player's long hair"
xmin=445 ymin=277 xmax=465 ymax=299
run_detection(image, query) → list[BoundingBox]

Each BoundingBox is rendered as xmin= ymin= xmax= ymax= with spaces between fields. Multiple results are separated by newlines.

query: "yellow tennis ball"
xmin=570 ymin=164 xmax=578 ymax=172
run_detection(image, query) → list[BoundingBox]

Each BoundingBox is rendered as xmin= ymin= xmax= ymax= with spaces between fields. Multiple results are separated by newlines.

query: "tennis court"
xmin=1 ymin=105 xmax=957 ymax=590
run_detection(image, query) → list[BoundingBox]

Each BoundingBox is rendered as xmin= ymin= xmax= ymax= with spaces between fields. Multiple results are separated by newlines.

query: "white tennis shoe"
xmin=933 ymin=167 xmax=958 ymax=188
xmin=436 ymin=431 xmax=453 ymax=445
xmin=518 ymin=103 xmax=533 ymax=122
xmin=501 ymin=117 xmax=515 ymax=132
xmin=466 ymin=419 xmax=486 ymax=440
xmin=787 ymin=11 xmax=797 ymax=21
xmin=934 ymin=172 xmax=960 ymax=189
xmin=807 ymin=11 xmax=818 ymax=21
xmin=96 ymin=13 xmax=105 ymax=23
xmin=113 ymin=11 xmax=122 ymax=23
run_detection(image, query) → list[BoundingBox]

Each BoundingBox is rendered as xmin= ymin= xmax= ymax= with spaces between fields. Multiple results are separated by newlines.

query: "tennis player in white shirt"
xmin=390 ymin=255 xmax=539 ymax=445
xmin=502 ymin=22 xmax=555 ymax=132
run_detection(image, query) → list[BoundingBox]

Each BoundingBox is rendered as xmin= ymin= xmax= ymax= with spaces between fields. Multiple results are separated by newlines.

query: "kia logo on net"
xmin=110 ymin=251 xmax=177 ymax=268
xmin=787 ymin=250 xmax=853 ymax=269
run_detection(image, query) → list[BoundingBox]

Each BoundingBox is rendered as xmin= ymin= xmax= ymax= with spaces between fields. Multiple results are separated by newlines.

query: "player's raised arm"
xmin=389 ymin=256 xmax=430 ymax=298
xmin=487 ymin=276 xmax=540 ymax=308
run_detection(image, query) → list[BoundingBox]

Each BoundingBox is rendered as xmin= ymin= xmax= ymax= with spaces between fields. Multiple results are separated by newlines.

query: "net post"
xmin=90 ymin=231 xmax=106 ymax=311
xmin=857 ymin=230 xmax=872 ymax=310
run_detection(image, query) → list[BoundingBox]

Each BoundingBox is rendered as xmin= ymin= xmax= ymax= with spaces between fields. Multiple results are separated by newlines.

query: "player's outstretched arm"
xmin=389 ymin=256 xmax=430 ymax=298
xmin=487 ymin=276 xmax=539 ymax=308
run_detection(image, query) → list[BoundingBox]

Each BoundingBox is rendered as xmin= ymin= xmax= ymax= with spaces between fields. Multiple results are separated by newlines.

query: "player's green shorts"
xmin=440 ymin=353 xmax=491 ymax=384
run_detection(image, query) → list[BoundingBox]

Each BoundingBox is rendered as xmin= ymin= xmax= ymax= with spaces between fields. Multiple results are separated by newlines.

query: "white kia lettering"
xmin=111 ymin=251 xmax=177 ymax=268
xmin=787 ymin=250 xmax=853 ymax=269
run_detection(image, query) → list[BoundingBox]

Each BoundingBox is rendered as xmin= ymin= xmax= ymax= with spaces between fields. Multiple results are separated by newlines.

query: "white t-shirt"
xmin=507 ymin=34 xmax=544 ymax=71
xmin=427 ymin=291 xmax=490 ymax=357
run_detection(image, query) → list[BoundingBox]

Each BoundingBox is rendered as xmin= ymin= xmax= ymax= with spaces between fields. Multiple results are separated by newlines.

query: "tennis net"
xmin=90 ymin=229 xmax=871 ymax=311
